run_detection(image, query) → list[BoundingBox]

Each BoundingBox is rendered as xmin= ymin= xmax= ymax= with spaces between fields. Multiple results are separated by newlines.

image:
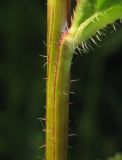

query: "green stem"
xmin=46 ymin=0 xmax=122 ymax=159
xmin=46 ymin=0 xmax=71 ymax=160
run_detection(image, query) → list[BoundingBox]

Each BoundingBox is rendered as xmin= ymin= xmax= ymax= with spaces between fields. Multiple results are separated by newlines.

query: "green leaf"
xmin=96 ymin=0 xmax=122 ymax=10
xmin=68 ymin=0 xmax=122 ymax=49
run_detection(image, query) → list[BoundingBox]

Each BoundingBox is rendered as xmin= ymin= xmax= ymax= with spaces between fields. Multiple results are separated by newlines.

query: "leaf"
xmin=68 ymin=0 xmax=122 ymax=49
xmin=96 ymin=0 xmax=122 ymax=10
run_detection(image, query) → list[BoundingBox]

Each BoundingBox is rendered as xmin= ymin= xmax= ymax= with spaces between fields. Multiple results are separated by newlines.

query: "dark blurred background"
xmin=0 ymin=1 xmax=122 ymax=160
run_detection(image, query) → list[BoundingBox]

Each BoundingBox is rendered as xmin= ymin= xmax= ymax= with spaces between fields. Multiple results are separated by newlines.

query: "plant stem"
xmin=46 ymin=0 xmax=71 ymax=160
xmin=46 ymin=1 xmax=122 ymax=159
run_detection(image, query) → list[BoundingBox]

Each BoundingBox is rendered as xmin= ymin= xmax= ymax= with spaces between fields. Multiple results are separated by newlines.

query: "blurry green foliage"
xmin=108 ymin=153 xmax=122 ymax=160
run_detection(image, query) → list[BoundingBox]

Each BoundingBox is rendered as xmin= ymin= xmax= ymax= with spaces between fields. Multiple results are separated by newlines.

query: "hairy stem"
xmin=46 ymin=0 xmax=71 ymax=160
xmin=46 ymin=0 xmax=122 ymax=160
